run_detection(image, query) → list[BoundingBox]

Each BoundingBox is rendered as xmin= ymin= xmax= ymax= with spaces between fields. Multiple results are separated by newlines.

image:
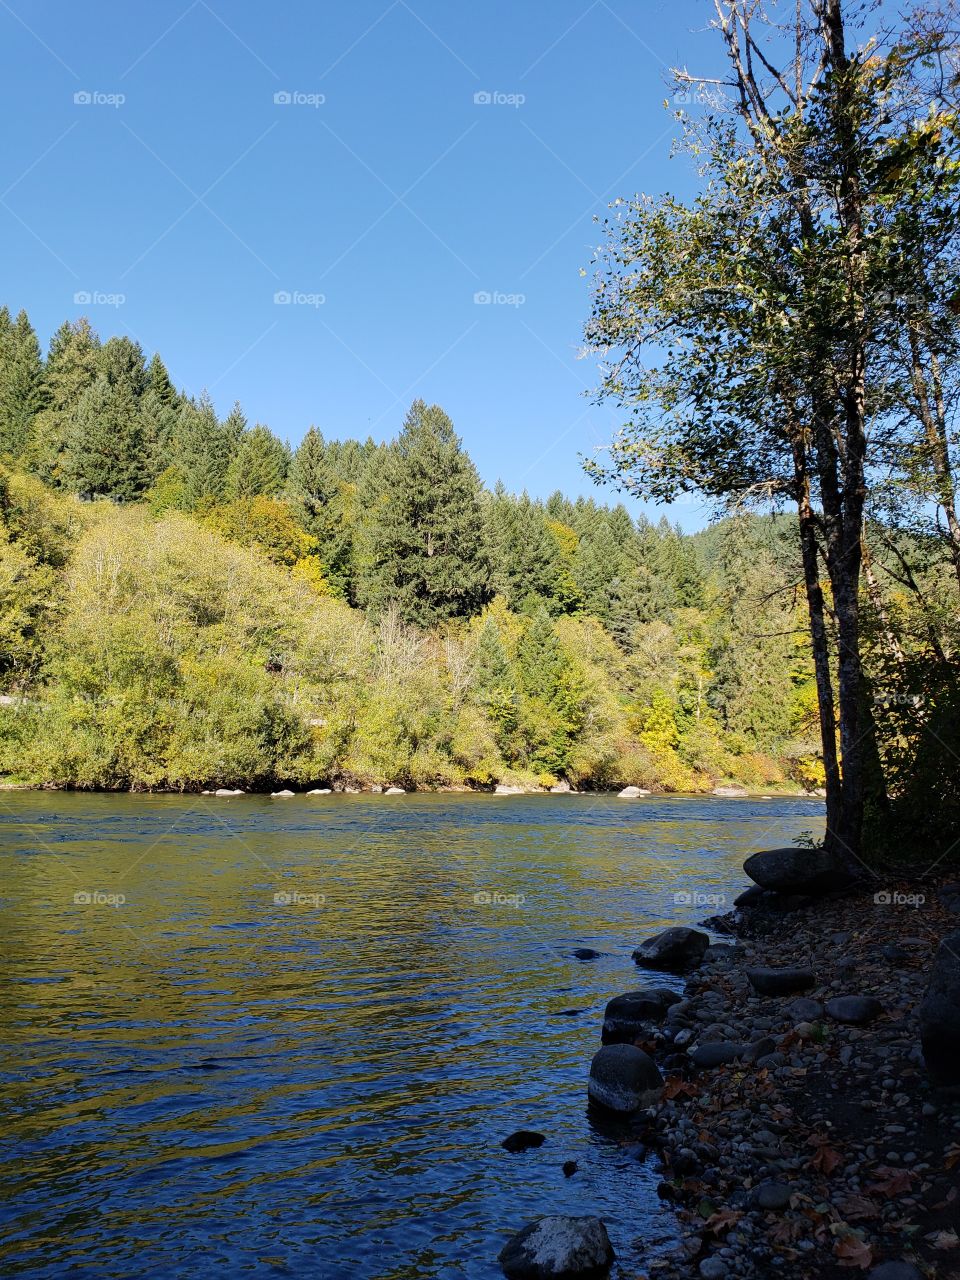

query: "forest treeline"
xmin=0 ymin=308 xmax=821 ymax=793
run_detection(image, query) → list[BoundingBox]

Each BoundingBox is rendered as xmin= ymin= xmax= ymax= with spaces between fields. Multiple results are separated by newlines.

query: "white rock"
xmin=307 ymin=788 xmax=332 ymax=795
xmin=494 ymin=784 xmax=526 ymax=795
xmin=385 ymin=786 xmax=406 ymax=795
xmin=499 ymin=1215 xmax=615 ymax=1278
xmin=618 ymin=785 xmax=650 ymax=798
xmin=271 ymin=789 xmax=296 ymax=798
xmin=713 ymin=786 xmax=748 ymax=797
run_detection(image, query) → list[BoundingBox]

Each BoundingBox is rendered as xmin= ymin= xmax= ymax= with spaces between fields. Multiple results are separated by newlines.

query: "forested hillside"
xmin=0 ymin=307 xmax=821 ymax=792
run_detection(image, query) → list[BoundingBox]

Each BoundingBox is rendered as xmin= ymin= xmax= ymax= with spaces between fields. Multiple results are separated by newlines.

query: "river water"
xmin=0 ymin=792 xmax=823 ymax=1278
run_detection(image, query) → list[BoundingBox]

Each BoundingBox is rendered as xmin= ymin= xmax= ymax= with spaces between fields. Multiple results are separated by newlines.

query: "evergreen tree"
xmin=288 ymin=426 xmax=353 ymax=594
xmin=97 ymin=336 xmax=147 ymax=398
xmin=225 ymin=424 xmax=289 ymax=499
xmin=487 ymin=486 xmax=566 ymax=614
xmin=147 ymin=353 xmax=179 ymax=408
xmin=168 ymin=392 xmax=235 ymax=510
xmin=360 ymin=400 xmax=491 ymax=625
xmin=0 ymin=309 xmax=45 ymax=459
xmin=28 ymin=318 xmax=101 ymax=486
xmin=64 ymin=373 xmax=146 ymax=501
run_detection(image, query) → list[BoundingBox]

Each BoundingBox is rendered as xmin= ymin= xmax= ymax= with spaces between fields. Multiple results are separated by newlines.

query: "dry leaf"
xmin=834 ymin=1235 xmax=874 ymax=1269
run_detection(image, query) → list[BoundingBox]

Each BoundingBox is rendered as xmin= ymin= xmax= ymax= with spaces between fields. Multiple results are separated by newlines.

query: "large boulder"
xmin=499 ymin=1216 xmax=614 ymax=1278
xmin=601 ymin=988 xmax=681 ymax=1043
xmin=588 ymin=1043 xmax=663 ymax=1113
xmin=742 ymin=846 xmax=854 ymax=896
xmin=633 ymin=927 xmax=709 ymax=973
xmin=617 ymin=785 xmax=650 ymax=798
xmin=920 ymin=929 xmax=960 ymax=1088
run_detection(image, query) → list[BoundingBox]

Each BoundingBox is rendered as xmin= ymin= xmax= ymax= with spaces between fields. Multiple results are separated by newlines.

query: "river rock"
xmin=573 ymin=947 xmax=602 ymax=961
xmin=501 ymin=1130 xmax=546 ymax=1153
xmin=746 ymin=966 xmax=816 ymax=996
xmin=499 ymin=1216 xmax=614 ymax=1278
xmin=495 ymin=784 xmax=526 ymax=795
xmin=825 ymin=995 xmax=883 ymax=1024
xmin=214 ymin=787 xmax=244 ymax=796
xmin=920 ymin=929 xmax=960 ymax=1087
xmin=550 ymin=780 xmax=572 ymax=793
xmin=633 ymin=927 xmax=709 ymax=973
xmin=602 ymin=988 xmax=681 ymax=1042
xmin=384 ymin=786 xmax=405 ymax=795
xmin=752 ymin=1181 xmax=793 ymax=1211
xmin=702 ymin=943 xmax=744 ymax=965
xmin=787 ymin=997 xmax=824 ymax=1020
xmin=271 ymin=789 xmax=295 ymax=797
xmin=306 ymin=788 xmax=332 ymax=795
xmin=690 ymin=1041 xmax=744 ymax=1069
xmin=713 ymin=786 xmax=747 ymax=797
xmin=617 ymin=785 xmax=648 ymax=798
xmin=867 ymin=1264 xmax=924 ymax=1280
xmin=743 ymin=846 xmax=854 ymax=895
xmin=588 ymin=1044 xmax=663 ymax=1113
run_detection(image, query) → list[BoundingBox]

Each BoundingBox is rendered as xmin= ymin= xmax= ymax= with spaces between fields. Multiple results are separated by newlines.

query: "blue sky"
xmin=1 ymin=0 xmax=723 ymax=526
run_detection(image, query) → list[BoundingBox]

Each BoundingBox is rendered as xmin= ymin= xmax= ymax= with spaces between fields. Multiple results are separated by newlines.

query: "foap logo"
xmin=874 ymin=889 xmax=925 ymax=908
xmin=473 ymin=290 xmax=526 ymax=308
xmin=873 ymin=691 xmax=923 ymax=709
xmin=74 ymin=290 xmax=126 ymax=308
xmin=274 ymin=290 xmax=326 ymax=308
xmin=274 ymin=90 xmax=326 ymax=108
xmin=673 ymin=889 xmax=726 ymax=908
xmin=473 ymin=90 xmax=526 ymax=108
xmin=473 ymin=890 xmax=526 ymax=908
xmin=74 ymin=90 xmax=125 ymax=108
xmin=74 ymin=889 xmax=126 ymax=907
xmin=273 ymin=889 xmax=325 ymax=907
xmin=673 ymin=88 xmax=723 ymax=108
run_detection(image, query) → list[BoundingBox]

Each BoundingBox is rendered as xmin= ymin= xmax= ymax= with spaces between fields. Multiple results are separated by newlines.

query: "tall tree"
xmin=584 ymin=0 xmax=957 ymax=864
xmin=225 ymin=424 xmax=290 ymax=499
xmin=360 ymin=400 xmax=491 ymax=625
xmin=0 ymin=309 xmax=45 ymax=459
xmin=64 ymin=373 xmax=146 ymax=501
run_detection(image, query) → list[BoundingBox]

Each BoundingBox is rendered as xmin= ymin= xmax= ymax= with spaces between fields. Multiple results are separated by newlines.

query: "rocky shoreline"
xmin=500 ymin=856 xmax=960 ymax=1280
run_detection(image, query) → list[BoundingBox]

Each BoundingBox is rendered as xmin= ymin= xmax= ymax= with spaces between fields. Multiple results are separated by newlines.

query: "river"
xmin=0 ymin=792 xmax=824 ymax=1278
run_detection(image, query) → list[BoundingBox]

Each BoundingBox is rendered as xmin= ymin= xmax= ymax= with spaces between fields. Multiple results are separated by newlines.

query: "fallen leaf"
xmin=834 ymin=1235 xmax=874 ymax=1269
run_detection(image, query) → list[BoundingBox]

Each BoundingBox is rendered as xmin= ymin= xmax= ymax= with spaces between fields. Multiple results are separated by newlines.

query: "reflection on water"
xmin=0 ymin=793 xmax=822 ymax=1278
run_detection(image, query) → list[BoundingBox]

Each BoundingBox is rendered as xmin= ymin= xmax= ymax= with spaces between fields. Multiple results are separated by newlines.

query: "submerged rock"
xmin=271 ymin=789 xmax=295 ymax=797
xmin=572 ymin=947 xmax=603 ymax=961
xmin=501 ymin=1130 xmax=546 ymax=1153
xmin=920 ymin=929 xmax=960 ymax=1088
xmin=588 ymin=1043 xmax=663 ymax=1113
xmin=307 ymin=788 xmax=332 ymax=795
xmin=633 ymin=927 xmax=709 ymax=973
xmin=743 ymin=846 xmax=854 ymax=896
xmin=499 ymin=1215 xmax=614 ymax=1278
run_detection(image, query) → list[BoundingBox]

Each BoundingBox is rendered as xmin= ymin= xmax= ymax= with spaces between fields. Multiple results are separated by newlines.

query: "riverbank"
xmin=641 ymin=877 xmax=960 ymax=1279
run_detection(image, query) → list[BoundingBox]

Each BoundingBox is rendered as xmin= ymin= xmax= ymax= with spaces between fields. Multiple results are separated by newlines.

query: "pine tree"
xmin=168 ymin=392 xmax=237 ymax=510
xmin=27 ymin=318 xmax=101 ymax=486
xmin=0 ymin=309 xmax=45 ymax=458
xmin=225 ymin=423 xmax=289 ymax=499
xmin=360 ymin=400 xmax=491 ymax=625
xmin=288 ymin=426 xmax=354 ymax=594
xmin=97 ymin=336 xmax=147 ymax=398
xmin=64 ymin=373 xmax=146 ymax=500
xmin=146 ymin=353 xmax=181 ymax=414
xmin=487 ymin=486 xmax=568 ymax=614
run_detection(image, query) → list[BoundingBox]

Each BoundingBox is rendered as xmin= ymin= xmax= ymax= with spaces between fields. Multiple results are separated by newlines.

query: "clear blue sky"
xmin=1 ymin=0 xmax=722 ymax=526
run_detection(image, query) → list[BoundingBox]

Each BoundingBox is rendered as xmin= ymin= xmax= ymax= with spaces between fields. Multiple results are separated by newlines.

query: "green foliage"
xmin=359 ymin=400 xmax=490 ymax=626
